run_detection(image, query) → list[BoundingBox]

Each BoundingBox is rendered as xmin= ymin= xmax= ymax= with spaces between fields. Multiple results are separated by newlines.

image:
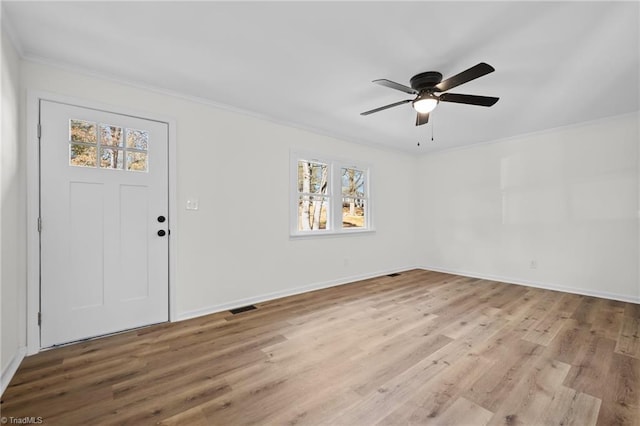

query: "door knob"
xmin=157 ymin=230 xmax=166 ymax=237
xmin=157 ymin=216 xmax=166 ymax=223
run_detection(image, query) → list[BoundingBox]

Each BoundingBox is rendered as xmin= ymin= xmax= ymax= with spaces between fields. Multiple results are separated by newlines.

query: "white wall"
xmin=20 ymin=60 xmax=419 ymax=320
xmin=417 ymin=113 xmax=639 ymax=302
xmin=1 ymin=29 xmax=26 ymax=389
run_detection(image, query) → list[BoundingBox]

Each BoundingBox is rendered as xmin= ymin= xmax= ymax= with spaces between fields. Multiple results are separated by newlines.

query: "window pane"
xmin=342 ymin=198 xmax=365 ymax=228
xmin=298 ymin=195 xmax=329 ymax=231
xmin=342 ymin=168 xmax=365 ymax=197
xmin=298 ymin=161 xmax=328 ymax=194
xmin=126 ymin=128 xmax=149 ymax=150
xmin=70 ymin=119 xmax=97 ymax=143
xmin=100 ymin=148 xmax=124 ymax=169
xmin=69 ymin=144 xmax=97 ymax=167
xmin=126 ymin=152 xmax=148 ymax=172
xmin=100 ymin=124 xmax=123 ymax=147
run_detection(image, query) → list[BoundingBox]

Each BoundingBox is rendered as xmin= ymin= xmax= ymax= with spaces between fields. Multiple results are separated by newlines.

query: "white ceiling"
xmin=3 ymin=1 xmax=639 ymax=154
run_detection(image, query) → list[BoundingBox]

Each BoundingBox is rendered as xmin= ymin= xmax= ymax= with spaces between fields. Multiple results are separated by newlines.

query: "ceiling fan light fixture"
xmin=413 ymin=93 xmax=438 ymax=113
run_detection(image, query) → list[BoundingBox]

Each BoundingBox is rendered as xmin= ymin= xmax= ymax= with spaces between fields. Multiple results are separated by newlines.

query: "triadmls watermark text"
xmin=1 ymin=417 xmax=44 ymax=424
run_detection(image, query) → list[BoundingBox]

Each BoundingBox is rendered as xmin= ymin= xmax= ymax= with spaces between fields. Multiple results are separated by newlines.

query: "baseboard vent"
xmin=387 ymin=273 xmax=401 ymax=277
xmin=229 ymin=305 xmax=257 ymax=315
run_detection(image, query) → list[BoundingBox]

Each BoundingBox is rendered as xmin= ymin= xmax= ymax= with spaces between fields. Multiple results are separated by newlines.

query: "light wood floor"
xmin=2 ymin=270 xmax=639 ymax=425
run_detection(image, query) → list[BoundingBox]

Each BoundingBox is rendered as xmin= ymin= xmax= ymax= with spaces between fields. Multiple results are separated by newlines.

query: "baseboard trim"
xmin=176 ymin=266 xmax=416 ymax=321
xmin=420 ymin=265 xmax=640 ymax=304
xmin=1 ymin=346 xmax=26 ymax=396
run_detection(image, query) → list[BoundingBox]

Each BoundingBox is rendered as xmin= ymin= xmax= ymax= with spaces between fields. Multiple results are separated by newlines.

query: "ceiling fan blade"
xmin=360 ymin=99 xmax=412 ymax=116
xmin=415 ymin=112 xmax=429 ymax=126
xmin=439 ymin=93 xmax=499 ymax=107
xmin=435 ymin=62 xmax=495 ymax=92
xmin=373 ymin=79 xmax=418 ymax=94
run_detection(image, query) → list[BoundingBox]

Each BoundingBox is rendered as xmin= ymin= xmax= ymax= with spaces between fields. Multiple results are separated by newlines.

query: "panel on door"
xmin=39 ymin=100 xmax=169 ymax=347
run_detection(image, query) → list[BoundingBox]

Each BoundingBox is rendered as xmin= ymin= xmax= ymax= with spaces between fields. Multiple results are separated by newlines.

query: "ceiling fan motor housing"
xmin=410 ymin=71 xmax=443 ymax=92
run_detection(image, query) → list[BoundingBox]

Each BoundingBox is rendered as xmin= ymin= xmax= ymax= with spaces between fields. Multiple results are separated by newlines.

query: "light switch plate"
xmin=186 ymin=199 xmax=199 ymax=210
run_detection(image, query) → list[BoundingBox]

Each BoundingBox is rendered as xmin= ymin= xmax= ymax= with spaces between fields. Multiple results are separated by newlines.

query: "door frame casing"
xmin=26 ymin=90 xmax=178 ymax=354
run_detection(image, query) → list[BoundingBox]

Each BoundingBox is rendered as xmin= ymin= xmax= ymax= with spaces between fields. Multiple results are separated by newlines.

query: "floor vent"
xmin=387 ymin=273 xmax=401 ymax=277
xmin=229 ymin=305 xmax=257 ymax=315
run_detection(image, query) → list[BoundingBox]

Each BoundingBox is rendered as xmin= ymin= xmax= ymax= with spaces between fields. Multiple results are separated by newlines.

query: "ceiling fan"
xmin=361 ymin=62 xmax=499 ymax=126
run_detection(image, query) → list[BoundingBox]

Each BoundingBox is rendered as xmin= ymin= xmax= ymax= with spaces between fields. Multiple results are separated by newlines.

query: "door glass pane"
xmin=298 ymin=195 xmax=328 ymax=230
xmin=100 ymin=124 xmax=123 ymax=147
xmin=70 ymin=144 xmax=97 ymax=167
xmin=70 ymin=119 xmax=97 ymax=143
xmin=127 ymin=152 xmax=148 ymax=172
xmin=342 ymin=198 xmax=365 ymax=228
xmin=100 ymin=148 xmax=124 ymax=169
xmin=126 ymin=128 xmax=149 ymax=150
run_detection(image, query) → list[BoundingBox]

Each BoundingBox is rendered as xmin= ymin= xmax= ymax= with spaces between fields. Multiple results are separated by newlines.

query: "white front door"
xmin=39 ymin=100 xmax=169 ymax=347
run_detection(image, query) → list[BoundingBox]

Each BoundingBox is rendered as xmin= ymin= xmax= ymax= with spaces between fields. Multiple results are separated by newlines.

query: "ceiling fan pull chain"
xmin=431 ymin=117 xmax=435 ymax=142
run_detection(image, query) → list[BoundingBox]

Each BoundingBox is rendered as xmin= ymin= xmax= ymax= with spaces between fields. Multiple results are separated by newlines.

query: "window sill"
xmin=290 ymin=228 xmax=376 ymax=240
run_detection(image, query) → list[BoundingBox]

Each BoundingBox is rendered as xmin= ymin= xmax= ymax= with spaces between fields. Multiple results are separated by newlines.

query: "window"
xmin=291 ymin=153 xmax=371 ymax=236
xmin=69 ymin=119 xmax=149 ymax=172
xmin=341 ymin=166 xmax=367 ymax=229
xmin=297 ymin=160 xmax=329 ymax=231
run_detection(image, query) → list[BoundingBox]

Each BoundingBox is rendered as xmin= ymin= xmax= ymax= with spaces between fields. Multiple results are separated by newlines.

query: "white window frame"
xmin=290 ymin=152 xmax=374 ymax=237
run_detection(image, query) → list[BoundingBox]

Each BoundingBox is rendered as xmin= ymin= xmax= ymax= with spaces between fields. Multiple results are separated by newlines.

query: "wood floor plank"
xmin=562 ymin=335 xmax=617 ymax=398
xmin=1 ymin=269 xmax=638 ymax=425
xmin=3 ymin=357 xmax=147 ymax=411
xmin=624 ymin=302 xmax=640 ymax=319
xmin=349 ymin=333 xmax=454 ymax=397
xmin=555 ymin=292 xmax=586 ymax=317
xmin=541 ymin=386 xmax=601 ymax=426
xmin=595 ymin=353 xmax=640 ymax=426
xmin=464 ymin=337 xmax=544 ymax=413
xmin=500 ymin=288 xmax=546 ymax=322
xmin=486 ymin=357 xmax=572 ymax=425
xmin=157 ymin=406 xmax=210 ymax=426
xmin=572 ymin=295 xmax=602 ymax=327
xmin=254 ymin=371 xmax=364 ymax=425
xmin=377 ymin=350 xmax=495 ymax=424
xmin=590 ymin=298 xmax=625 ymax=340
xmin=329 ymin=314 xmax=509 ymax=424
xmin=522 ymin=314 xmax=570 ymax=347
xmin=546 ymin=319 xmax=594 ymax=365
xmin=431 ymin=396 xmax=494 ymax=426
xmin=90 ymin=377 xmax=231 ymax=425
xmin=325 ymin=349 xmax=453 ymax=425
xmin=616 ymin=316 xmax=640 ymax=359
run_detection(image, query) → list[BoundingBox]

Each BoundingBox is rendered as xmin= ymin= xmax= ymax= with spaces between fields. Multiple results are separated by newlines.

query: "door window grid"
xmin=69 ymin=119 xmax=148 ymax=172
